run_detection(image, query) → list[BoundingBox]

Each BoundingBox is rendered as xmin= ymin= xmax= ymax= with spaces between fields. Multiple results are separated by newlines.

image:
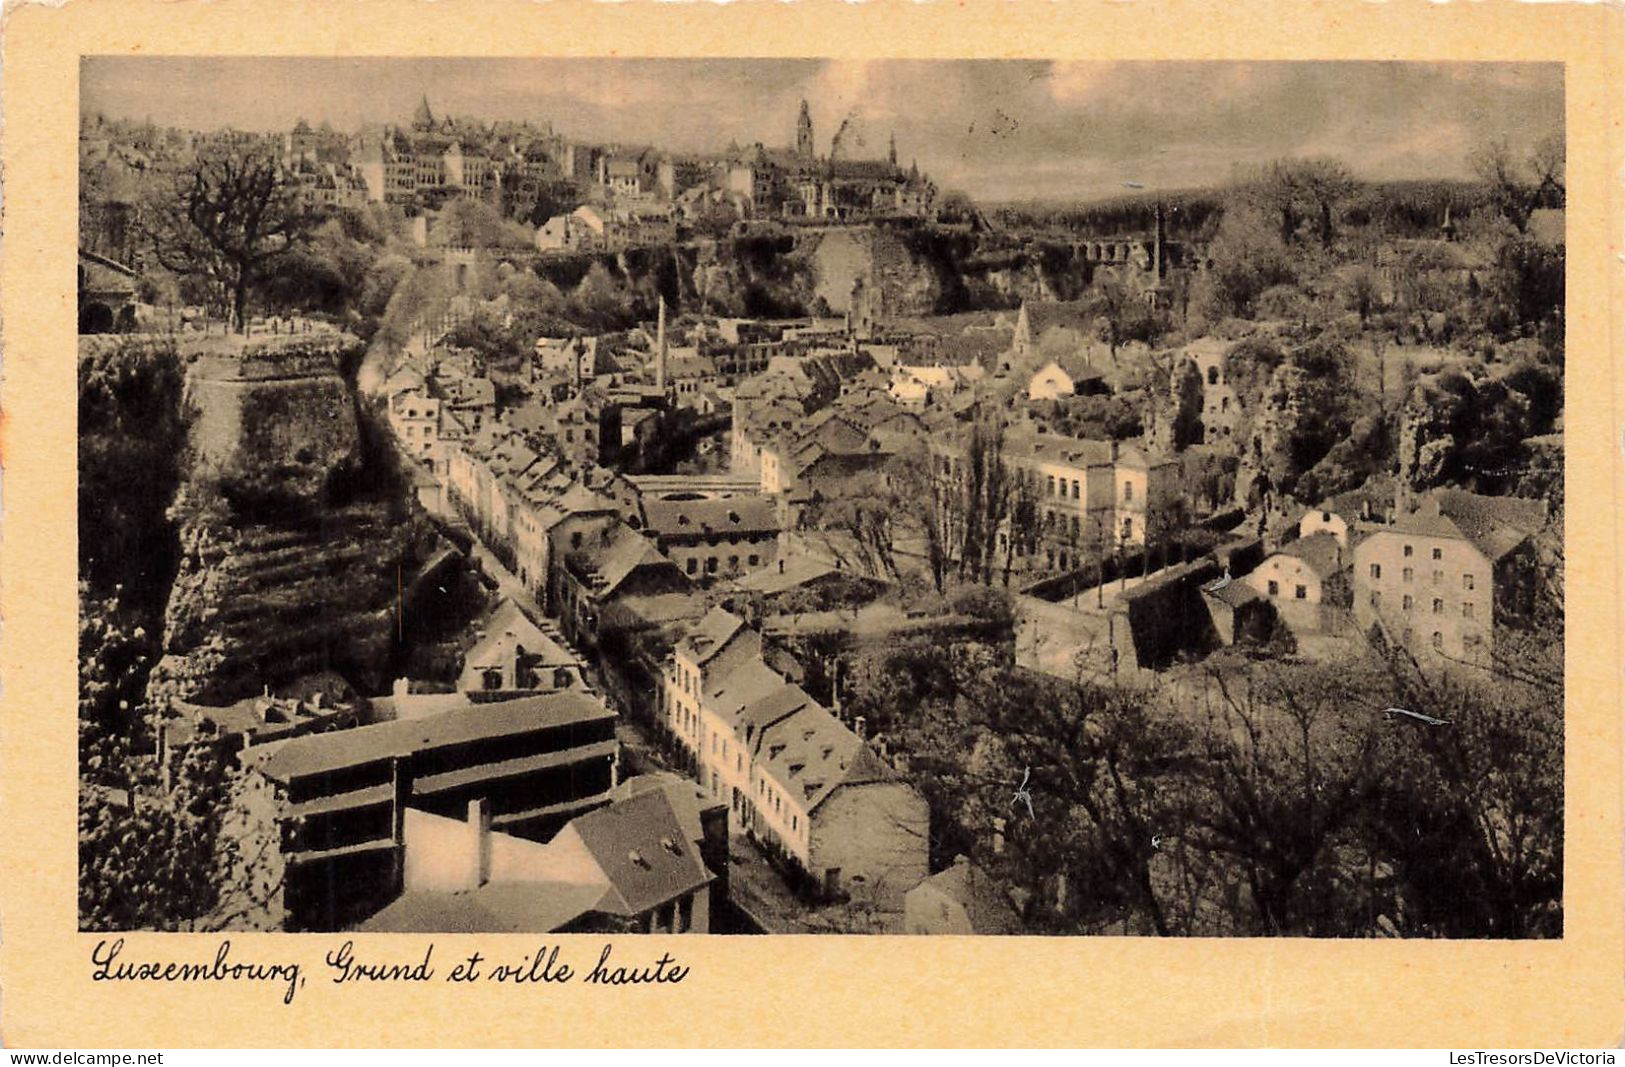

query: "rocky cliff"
xmin=146 ymin=334 xmax=458 ymax=706
xmin=529 ymin=224 xmax=1130 ymax=321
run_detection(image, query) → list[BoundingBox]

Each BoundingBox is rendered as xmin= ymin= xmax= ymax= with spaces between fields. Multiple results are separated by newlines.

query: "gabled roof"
xmin=735 ymin=682 xmax=819 ymax=755
xmin=1434 ymin=489 xmax=1549 ymax=562
xmin=1276 ymin=531 xmax=1348 ymax=579
xmin=705 ymin=657 xmax=789 ymax=728
xmin=554 ymin=483 xmax=619 ymax=518
xmin=1030 ymin=355 xmax=1101 ymax=388
xmin=607 ymin=772 xmax=717 ymax=848
xmin=1005 ymin=429 xmax=1114 ymax=470
xmin=679 ymin=606 xmax=747 ymax=666
xmin=582 ymin=522 xmax=680 ymax=598
xmin=642 ymin=495 xmax=779 ymax=539
xmin=1309 ymin=474 xmax=1396 ymax=526
xmin=464 ymin=599 xmax=580 ymax=671
xmin=565 ymin=788 xmax=713 ymax=917
xmin=757 ymin=702 xmax=897 ymax=814
xmin=914 ymin=858 xmax=1022 ymax=934
xmin=735 ymin=556 xmax=841 ymax=596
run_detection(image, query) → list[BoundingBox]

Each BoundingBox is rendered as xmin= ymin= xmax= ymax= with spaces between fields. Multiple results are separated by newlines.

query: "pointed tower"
xmin=888 ymin=132 xmax=898 ymax=169
xmin=655 ymin=295 xmax=668 ymax=394
xmin=796 ymin=99 xmax=814 ymax=159
xmin=413 ymin=94 xmax=435 ymax=131
xmin=1441 ymin=203 xmax=1457 ymax=242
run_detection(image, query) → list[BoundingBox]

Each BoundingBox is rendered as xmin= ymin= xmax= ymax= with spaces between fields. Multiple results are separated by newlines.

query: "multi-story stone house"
xmin=1352 ymin=489 xmax=1549 ymax=669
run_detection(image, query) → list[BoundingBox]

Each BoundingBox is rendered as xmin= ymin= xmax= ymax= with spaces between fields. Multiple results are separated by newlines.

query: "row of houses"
xmin=662 ymin=606 xmax=930 ymax=908
xmin=1168 ymin=481 xmax=1552 ymax=672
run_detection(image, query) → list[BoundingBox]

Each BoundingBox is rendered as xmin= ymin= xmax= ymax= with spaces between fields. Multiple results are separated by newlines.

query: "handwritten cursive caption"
xmin=90 ymin=938 xmax=689 ymax=1005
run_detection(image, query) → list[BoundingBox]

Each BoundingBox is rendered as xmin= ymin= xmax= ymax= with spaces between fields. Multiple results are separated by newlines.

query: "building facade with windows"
xmin=1351 ymin=490 xmax=1545 ymax=667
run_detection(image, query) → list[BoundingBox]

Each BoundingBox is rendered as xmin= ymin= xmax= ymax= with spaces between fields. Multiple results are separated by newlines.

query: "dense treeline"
xmin=843 ymin=633 xmax=1560 ymax=938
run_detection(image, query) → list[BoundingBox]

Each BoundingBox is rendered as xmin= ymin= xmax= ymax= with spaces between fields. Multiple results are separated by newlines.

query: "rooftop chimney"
xmin=393 ymin=677 xmax=410 ymax=699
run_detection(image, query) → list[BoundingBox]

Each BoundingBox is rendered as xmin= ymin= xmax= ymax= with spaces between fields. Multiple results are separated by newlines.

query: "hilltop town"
xmin=78 ymin=89 xmax=1565 ymax=939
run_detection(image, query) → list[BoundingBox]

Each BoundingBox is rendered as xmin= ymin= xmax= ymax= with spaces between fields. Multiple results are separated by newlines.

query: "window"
xmin=792 ymin=815 xmax=799 ymax=831
xmin=1207 ymin=365 xmax=1219 ymax=386
xmin=1267 ymin=580 xmax=1279 ymax=596
xmin=686 ymin=558 xmax=697 ymax=575
xmin=1370 ymin=591 xmax=1382 ymax=608
xmin=1432 ymin=547 xmax=1443 ymax=561
xmin=1432 ymin=598 xmax=1444 ymax=614
xmin=1462 ymin=602 xmax=1475 ymax=619
xmin=749 ymin=555 xmax=760 ymax=567
xmin=1402 ymin=595 xmax=1413 ymax=611
xmin=1432 ymin=570 xmax=1443 ymax=585
xmin=1221 ymin=396 xmax=1230 ymax=413
xmin=711 ymin=736 xmax=718 ymax=754
xmin=706 ymin=557 xmax=718 ymax=574
xmin=1047 ymin=475 xmax=1055 ymax=496
xmin=571 ymin=532 xmax=583 ymax=550
xmin=1463 ymin=573 xmax=1475 ymax=591
xmin=1072 ymin=479 xmax=1081 ymax=500
xmin=1403 ymin=544 xmax=1413 ymax=558
xmin=1370 ymin=564 xmax=1382 ymax=580
xmin=1402 ymin=567 xmax=1413 ymax=583
xmin=1294 ymin=585 xmax=1307 ymax=600
xmin=728 ymin=555 xmax=739 ymax=570
xmin=1123 ymin=481 xmax=1134 ymax=503
xmin=1432 ymin=632 xmax=1444 ymax=650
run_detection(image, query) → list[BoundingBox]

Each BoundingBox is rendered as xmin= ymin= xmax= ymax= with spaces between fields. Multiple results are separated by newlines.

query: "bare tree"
xmin=143 ymin=142 xmax=310 ymax=331
xmin=1469 ymin=137 xmax=1559 ymax=234
xmin=1528 ymin=131 xmax=1566 ymax=199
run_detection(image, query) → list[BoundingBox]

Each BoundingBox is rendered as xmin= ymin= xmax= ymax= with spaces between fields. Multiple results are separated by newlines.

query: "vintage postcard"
xmin=2 ymin=0 xmax=1621 ymax=1049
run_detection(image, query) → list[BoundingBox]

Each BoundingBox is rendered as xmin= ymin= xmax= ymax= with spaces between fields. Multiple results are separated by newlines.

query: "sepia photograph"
xmin=76 ymin=57 xmax=1565 ymax=940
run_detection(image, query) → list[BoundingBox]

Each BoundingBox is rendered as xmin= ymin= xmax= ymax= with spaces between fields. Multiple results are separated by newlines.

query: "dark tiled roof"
xmin=261 ymin=690 xmax=614 ymax=783
xmin=567 ymin=788 xmax=713 ymax=917
xmin=1278 ymin=531 xmax=1348 ymax=578
xmin=642 ymin=495 xmax=779 ymax=539
xmin=1435 ymin=489 xmax=1549 ymax=562
xmin=915 ymin=859 xmax=1022 ymax=934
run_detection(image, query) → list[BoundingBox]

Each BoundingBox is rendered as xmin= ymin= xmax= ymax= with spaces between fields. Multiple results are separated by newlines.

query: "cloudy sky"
xmin=83 ymin=58 xmax=1563 ymax=203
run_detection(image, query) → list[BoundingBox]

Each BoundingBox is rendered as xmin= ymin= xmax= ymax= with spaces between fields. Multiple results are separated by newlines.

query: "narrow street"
xmin=452 ymin=509 xmax=897 ymax=934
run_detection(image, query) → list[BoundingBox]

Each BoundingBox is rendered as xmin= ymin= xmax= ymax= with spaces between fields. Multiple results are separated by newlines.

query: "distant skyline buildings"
xmin=82 ymin=58 xmax=1563 ymax=203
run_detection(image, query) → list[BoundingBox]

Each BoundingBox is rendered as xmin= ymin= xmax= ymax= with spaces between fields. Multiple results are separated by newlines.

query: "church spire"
xmin=413 ymin=94 xmax=435 ymax=131
xmin=888 ymin=132 xmax=898 ymax=169
xmin=796 ymin=99 xmax=814 ymax=158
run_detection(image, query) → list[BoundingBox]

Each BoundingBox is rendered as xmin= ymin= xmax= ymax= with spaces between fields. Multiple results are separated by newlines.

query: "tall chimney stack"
xmin=656 ymin=295 xmax=668 ymax=394
xmin=467 ymin=798 xmax=492 ymax=889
